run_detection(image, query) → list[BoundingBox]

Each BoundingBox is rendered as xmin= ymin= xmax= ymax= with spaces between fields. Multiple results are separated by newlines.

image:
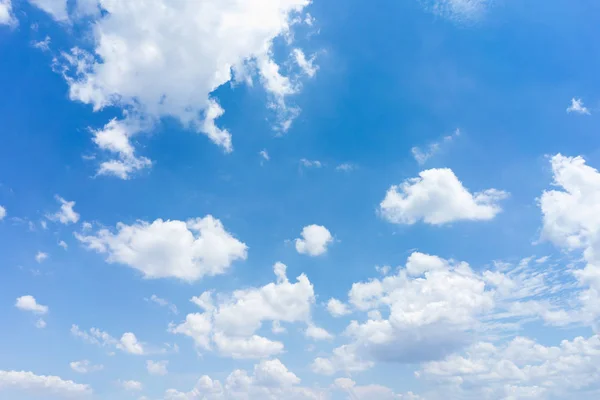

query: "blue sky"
xmin=2 ymin=0 xmax=600 ymax=399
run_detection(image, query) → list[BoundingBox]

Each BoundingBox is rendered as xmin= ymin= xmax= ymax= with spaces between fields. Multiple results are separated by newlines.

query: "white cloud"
xmin=165 ymin=359 xmax=323 ymax=400
xmin=567 ymin=97 xmax=591 ymax=115
xmin=56 ymin=0 xmax=313 ymax=164
xmin=170 ymin=262 xmax=315 ymax=359
xmin=326 ymin=298 xmax=351 ymax=317
xmin=305 ymin=325 xmax=333 ymax=341
xmin=75 ymin=215 xmax=247 ymax=281
xmin=419 ymin=334 xmax=600 ymax=399
xmin=91 ymin=118 xmax=152 ymax=179
xmin=71 ymin=325 xmax=146 ymax=355
xmin=380 ymin=168 xmax=508 ymax=225
xmin=312 ymin=251 xmax=578 ymax=375
xmin=0 ymin=370 xmax=91 ymax=396
xmin=118 ymin=332 xmax=144 ymax=355
xmin=411 ymin=128 xmax=460 ymax=165
xmin=0 ymin=0 xmax=16 ymax=26
xmin=146 ymin=294 xmax=178 ymax=314
xmin=293 ymin=49 xmax=318 ymax=77
xmin=47 ymin=195 xmax=80 ymax=224
xmin=146 ymin=360 xmax=168 ymax=376
xmin=32 ymin=35 xmax=51 ymax=51
xmin=295 ymin=224 xmax=333 ymax=256
xmin=0 ymin=205 xmax=6 ymax=220
xmin=119 ymin=380 xmax=143 ymax=391
xmin=335 ymin=163 xmax=356 ymax=172
xmin=259 ymin=149 xmax=270 ymax=163
xmin=426 ymin=0 xmax=489 ymax=21
xmin=333 ymin=378 xmax=423 ymax=400
xmin=70 ymin=360 xmax=104 ymax=374
xmin=35 ymin=251 xmax=48 ymax=263
xmin=58 ymin=240 xmax=68 ymax=250
xmin=28 ymin=0 xmax=69 ymax=21
xmin=15 ymin=295 xmax=48 ymax=315
xmin=35 ymin=319 xmax=47 ymax=329
xmin=299 ymin=158 xmax=322 ymax=168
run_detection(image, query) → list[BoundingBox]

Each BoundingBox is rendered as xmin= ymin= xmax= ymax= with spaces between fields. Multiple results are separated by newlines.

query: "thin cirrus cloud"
xmin=379 ymin=168 xmax=508 ymax=225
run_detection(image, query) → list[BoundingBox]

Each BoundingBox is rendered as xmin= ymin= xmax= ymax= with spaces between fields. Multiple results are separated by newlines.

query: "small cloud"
xmin=0 ymin=205 xmax=6 ymax=220
xmin=35 ymin=252 xmax=48 ymax=263
xmin=15 ymin=295 xmax=48 ymax=315
xmin=146 ymin=360 xmax=168 ymax=376
xmin=567 ymin=98 xmax=591 ymax=115
xmin=145 ymin=294 xmax=178 ymax=315
xmin=35 ymin=319 xmax=47 ymax=329
xmin=118 ymin=380 xmax=143 ymax=391
xmin=40 ymin=220 xmax=48 ymax=230
xmin=336 ymin=163 xmax=356 ymax=172
xmin=293 ymin=49 xmax=318 ymax=77
xmin=31 ymin=36 xmax=51 ymax=52
xmin=58 ymin=240 xmax=68 ymax=250
xmin=47 ymin=195 xmax=80 ymax=225
xmin=300 ymin=158 xmax=323 ymax=168
xmin=70 ymin=360 xmax=104 ymax=374
xmin=411 ymin=128 xmax=460 ymax=165
xmin=295 ymin=224 xmax=333 ymax=256
xmin=259 ymin=149 xmax=269 ymax=165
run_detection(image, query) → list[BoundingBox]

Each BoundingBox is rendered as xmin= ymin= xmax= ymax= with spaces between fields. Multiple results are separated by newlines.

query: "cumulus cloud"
xmin=47 ymin=195 xmax=80 ymax=224
xmin=147 ymin=360 xmax=168 ymax=376
xmin=15 ymin=295 xmax=48 ymax=315
xmin=0 ymin=205 xmax=6 ymax=220
xmin=379 ymin=168 xmax=507 ymax=225
xmin=170 ymin=262 xmax=315 ymax=359
xmin=164 ymin=359 xmax=322 ymax=400
xmin=312 ymin=252 xmax=577 ymax=375
xmin=0 ymin=0 xmax=16 ymax=26
xmin=295 ymin=224 xmax=333 ymax=256
xmin=75 ymin=215 xmax=247 ymax=281
xmin=333 ymin=377 xmax=423 ymax=400
xmin=52 ymin=0 xmax=314 ymax=171
xmin=71 ymin=325 xmax=146 ymax=355
xmin=305 ymin=325 xmax=333 ymax=341
xmin=419 ymin=334 xmax=600 ymax=399
xmin=0 ymin=370 xmax=91 ymax=396
xmin=326 ymin=298 xmax=351 ymax=317
xmin=567 ymin=97 xmax=591 ymax=115
xmin=70 ymin=360 xmax=103 ymax=374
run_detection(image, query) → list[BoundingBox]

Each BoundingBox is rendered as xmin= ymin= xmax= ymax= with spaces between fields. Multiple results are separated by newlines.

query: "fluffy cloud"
xmin=295 ymin=224 xmax=333 ymax=256
xmin=91 ymin=118 xmax=152 ymax=179
xmin=47 ymin=195 xmax=80 ymax=224
xmin=333 ymin=378 xmax=422 ymax=400
xmin=15 ymin=295 xmax=48 ymax=315
xmin=147 ymin=360 xmax=168 ymax=376
xmin=71 ymin=325 xmax=145 ymax=355
xmin=0 ymin=0 xmax=16 ymax=26
xmin=28 ymin=0 xmax=69 ymax=21
xmin=379 ymin=168 xmax=507 ymax=225
xmin=305 ymin=325 xmax=333 ymax=340
xmin=419 ymin=334 xmax=600 ymax=399
xmin=567 ymin=97 xmax=591 ymax=115
xmin=170 ymin=262 xmax=315 ymax=359
xmin=70 ymin=360 xmax=103 ymax=374
xmin=53 ymin=0 xmax=313 ymax=173
xmin=0 ymin=205 xmax=6 ymax=220
xmin=0 ymin=370 xmax=91 ymax=396
xmin=75 ymin=215 xmax=247 ymax=281
xmin=327 ymin=298 xmax=351 ymax=317
xmin=312 ymin=252 xmax=577 ymax=375
xmin=164 ymin=359 xmax=323 ymax=400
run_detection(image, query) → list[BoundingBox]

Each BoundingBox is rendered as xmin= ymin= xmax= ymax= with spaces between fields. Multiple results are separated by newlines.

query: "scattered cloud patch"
xmin=146 ymin=294 xmax=178 ymax=314
xmin=295 ymin=224 xmax=333 ymax=256
xmin=47 ymin=195 xmax=80 ymax=225
xmin=335 ymin=163 xmax=356 ymax=172
xmin=411 ymin=128 xmax=460 ymax=165
xmin=70 ymin=360 xmax=103 ymax=374
xmin=299 ymin=158 xmax=323 ymax=168
xmin=35 ymin=251 xmax=48 ymax=263
xmin=15 ymin=295 xmax=48 ymax=315
xmin=0 ymin=370 xmax=91 ymax=396
xmin=567 ymin=98 xmax=591 ymax=115
xmin=380 ymin=168 xmax=508 ymax=225
xmin=146 ymin=360 xmax=168 ymax=376
xmin=71 ymin=325 xmax=146 ymax=355
xmin=0 ymin=0 xmax=16 ymax=26
xmin=0 ymin=205 xmax=6 ymax=220
xmin=293 ymin=49 xmax=318 ymax=77
xmin=327 ymin=298 xmax=351 ymax=317
xmin=119 ymin=380 xmax=143 ymax=391
xmin=75 ymin=216 xmax=247 ymax=282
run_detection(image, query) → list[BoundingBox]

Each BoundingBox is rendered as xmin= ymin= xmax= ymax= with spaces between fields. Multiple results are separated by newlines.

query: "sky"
xmin=1 ymin=0 xmax=600 ymax=399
